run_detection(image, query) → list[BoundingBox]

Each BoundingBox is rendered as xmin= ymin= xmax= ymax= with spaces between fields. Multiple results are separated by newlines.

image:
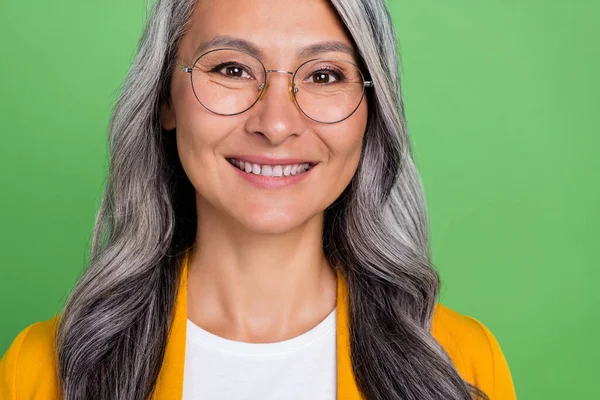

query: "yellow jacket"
xmin=0 ymin=256 xmax=517 ymax=399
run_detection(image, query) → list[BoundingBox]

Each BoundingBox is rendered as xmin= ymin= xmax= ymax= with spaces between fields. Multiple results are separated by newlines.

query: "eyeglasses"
xmin=175 ymin=48 xmax=374 ymax=124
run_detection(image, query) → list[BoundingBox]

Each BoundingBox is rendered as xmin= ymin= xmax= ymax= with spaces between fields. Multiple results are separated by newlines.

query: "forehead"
xmin=182 ymin=0 xmax=357 ymax=61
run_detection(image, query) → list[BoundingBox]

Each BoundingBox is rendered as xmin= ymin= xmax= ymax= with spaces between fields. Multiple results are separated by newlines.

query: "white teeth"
xmin=261 ymin=165 xmax=273 ymax=176
xmin=295 ymin=163 xmax=309 ymax=175
xmin=229 ymin=158 xmax=313 ymax=177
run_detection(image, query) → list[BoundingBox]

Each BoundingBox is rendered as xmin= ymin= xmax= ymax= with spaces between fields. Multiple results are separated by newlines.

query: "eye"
xmin=306 ymin=68 xmax=344 ymax=84
xmin=211 ymin=63 xmax=253 ymax=79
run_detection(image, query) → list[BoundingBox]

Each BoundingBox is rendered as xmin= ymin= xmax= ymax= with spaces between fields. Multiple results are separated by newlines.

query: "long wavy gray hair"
xmin=56 ymin=0 xmax=488 ymax=399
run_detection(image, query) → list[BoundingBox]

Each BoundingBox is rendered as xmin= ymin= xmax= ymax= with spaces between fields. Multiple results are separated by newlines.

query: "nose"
xmin=244 ymin=71 xmax=303 ymax=145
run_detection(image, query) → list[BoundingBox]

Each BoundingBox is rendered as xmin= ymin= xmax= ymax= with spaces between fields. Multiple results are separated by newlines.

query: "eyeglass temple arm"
xmin=175 ymin=60 xmax=192 ymax=73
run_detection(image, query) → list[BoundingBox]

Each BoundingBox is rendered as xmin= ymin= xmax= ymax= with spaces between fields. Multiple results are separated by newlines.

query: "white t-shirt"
xmin=182 ymin=307 xmax=337 ymax=400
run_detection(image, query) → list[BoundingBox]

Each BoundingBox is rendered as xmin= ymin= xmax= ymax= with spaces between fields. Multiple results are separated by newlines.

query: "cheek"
xmin=175 ymin=79 xmax=228 ymax=144
xmin=171 ymin=79 xmax=239 ymax=197
xmin=299 ymin=101 xmax=366 ymax=215
xmin=323 ymin=101 xmax=368 ymax=180
xmin=171 ymin=70 xmax=239 ymax=138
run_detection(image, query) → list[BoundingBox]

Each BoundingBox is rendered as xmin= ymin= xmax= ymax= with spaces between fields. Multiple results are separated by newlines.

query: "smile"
xmin=226 ymin=158 xmax=315 ymax=177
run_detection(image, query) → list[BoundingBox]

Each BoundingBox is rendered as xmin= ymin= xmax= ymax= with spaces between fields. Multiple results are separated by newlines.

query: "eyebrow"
xmin=193 ymin=35 xmax=358 ymax=60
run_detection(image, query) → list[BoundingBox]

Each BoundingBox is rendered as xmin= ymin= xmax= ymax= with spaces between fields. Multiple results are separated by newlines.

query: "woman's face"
xmin=162 ymin=0 xmax=368 ymax=234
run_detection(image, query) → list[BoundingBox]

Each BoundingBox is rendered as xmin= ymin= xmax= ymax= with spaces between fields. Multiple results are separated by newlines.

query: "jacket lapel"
xmin=335 ymin=267 xmax=362 ymax=399
xmin=154 ymin=253 xmax=361 ymax=399
xmin=153 ymin=255 xmax=189 ymax=399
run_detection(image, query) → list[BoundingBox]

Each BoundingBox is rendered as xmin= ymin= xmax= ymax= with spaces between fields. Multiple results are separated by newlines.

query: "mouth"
xmin=226 ymin=157 xmax=317 ymax=177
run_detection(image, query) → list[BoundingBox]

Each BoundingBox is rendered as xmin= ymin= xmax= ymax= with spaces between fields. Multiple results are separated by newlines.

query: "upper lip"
xmin=225 ymin=155 xmax=318 ymax=166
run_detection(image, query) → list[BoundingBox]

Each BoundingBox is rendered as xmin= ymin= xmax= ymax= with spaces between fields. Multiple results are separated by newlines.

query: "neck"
xmin=186 ymin=196 xmax=337 ymax=343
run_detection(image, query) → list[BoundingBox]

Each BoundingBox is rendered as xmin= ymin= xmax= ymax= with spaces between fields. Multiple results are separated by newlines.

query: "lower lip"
xmin=229 ymin=162 xmax=315 ymax=189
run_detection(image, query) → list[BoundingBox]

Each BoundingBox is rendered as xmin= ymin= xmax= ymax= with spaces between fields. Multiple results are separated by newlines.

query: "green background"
xmin=1 ymin=0 xmax=598 ymax=398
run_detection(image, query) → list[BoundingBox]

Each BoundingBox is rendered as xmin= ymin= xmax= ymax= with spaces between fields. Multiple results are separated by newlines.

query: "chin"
xmin=231 ymin=206 xmax=313 ymax=235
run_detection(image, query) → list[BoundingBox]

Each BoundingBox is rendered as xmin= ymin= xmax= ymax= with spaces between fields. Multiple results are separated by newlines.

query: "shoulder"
xmin=432 ymin=303 xmax=517 ymax=399
xmin=0 ymin=314 xmax=62 ymax=399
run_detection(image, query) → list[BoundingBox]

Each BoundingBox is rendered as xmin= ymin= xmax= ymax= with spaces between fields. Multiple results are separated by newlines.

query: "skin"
xmin=161 ymin=0 xmax=368 ymax=343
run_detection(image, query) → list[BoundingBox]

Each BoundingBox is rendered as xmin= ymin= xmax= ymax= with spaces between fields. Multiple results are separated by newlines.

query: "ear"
xmin=161 ymin=101 xmax=176 ymax=130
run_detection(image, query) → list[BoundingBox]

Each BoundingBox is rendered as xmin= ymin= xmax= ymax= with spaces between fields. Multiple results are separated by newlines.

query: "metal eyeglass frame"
xmin=174 ymin=47 xmax=375 ymax=124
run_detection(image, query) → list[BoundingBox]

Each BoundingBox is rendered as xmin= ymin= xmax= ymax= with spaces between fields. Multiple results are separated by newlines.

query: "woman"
xmin=0 ymin=0 xmax=516 ymax=399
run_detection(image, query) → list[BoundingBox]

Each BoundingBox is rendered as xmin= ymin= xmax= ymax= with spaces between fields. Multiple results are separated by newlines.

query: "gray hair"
xmin=56 ymin=0 xmax=488 ymax=399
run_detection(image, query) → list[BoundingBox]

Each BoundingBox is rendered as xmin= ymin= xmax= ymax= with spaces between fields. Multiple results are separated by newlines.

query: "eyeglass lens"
xmin=189 ymin=49 xmax=367 ymax=123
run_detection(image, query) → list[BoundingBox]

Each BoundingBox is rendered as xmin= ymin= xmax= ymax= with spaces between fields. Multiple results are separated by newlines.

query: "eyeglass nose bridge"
xmin=257 ymin=69 xmax=297 ymax=103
